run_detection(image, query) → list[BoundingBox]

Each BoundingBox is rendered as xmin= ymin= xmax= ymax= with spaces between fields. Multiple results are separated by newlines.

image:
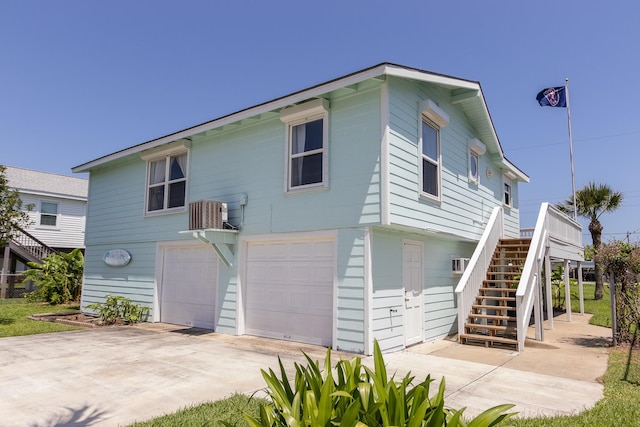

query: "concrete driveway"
xmin=0 ymin=314 xmax=610 ymax=426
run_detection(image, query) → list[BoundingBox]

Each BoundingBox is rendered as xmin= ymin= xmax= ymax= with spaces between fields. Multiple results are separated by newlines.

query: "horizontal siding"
xmin=21 ymin=194 xmax=86 ymax=249
xmin=336 ymin=228 xmax=366 ymax=353
xmin=185 ymin=86 xmax=384 ymax=236
xmin=80 ymin=243 xmax=157 ymax=316
xmin=387 ymin=76 xmax=520 ymax=241
xmin=371 ymin=228 xmax=476 ymax=352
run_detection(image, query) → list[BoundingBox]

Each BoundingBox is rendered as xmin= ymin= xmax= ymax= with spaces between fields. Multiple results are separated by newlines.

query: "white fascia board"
xmin=15 ymin=188 xmax=88 ymax=201
xmin=72 ymin=65 xmax=389 ymax=173
xmin=384 ymin=64 xmax=480 ymax=90
xmin=502 ymin=158 xmax=530 ymax=183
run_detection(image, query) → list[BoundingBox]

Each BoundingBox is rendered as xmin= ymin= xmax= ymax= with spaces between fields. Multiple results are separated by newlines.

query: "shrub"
xmin=246 ymin=340 xmax=515 ymax=427
xmin=24 ymin=248 xmax=84 ymax=304
xmin=86 ymin=295 xmax=149 ymax=325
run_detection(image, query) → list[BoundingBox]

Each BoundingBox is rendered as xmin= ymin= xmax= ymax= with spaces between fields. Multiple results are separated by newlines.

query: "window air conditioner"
xmin=189 ymin=200 xmax=228 ymax=230
xmin=451 ymin=257 xmax=470 ymax=275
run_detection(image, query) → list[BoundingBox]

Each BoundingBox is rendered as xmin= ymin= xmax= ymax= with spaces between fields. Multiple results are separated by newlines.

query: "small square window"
xmin=40 ymin=202 xmax=58 ymax=226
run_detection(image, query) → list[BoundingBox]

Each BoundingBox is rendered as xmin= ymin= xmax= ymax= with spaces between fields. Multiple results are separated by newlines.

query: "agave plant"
xmin=246 ymin=340 xmax=515 ymax=427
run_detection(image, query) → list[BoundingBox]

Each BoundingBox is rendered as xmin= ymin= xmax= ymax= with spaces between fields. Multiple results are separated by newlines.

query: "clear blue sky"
xmin=2 ymin=1 xmax=639 ymax=242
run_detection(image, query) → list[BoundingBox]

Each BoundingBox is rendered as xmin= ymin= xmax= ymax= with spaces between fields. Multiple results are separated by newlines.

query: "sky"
xmin=2 ymin=1 xmax=639 ymax=243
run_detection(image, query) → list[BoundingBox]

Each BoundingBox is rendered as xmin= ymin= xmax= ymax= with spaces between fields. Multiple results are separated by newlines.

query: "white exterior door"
xmin=160 ymin=245 xmax=218 ymax=329
xmin=245 ymin=238 xmax=334 ymax=346
xmin=403 ymin=242 xmax=423 ymax=346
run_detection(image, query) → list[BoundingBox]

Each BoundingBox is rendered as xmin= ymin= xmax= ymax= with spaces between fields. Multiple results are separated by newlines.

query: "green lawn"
xmin=566 ymin=281 xmax=612 ymax=327
xmin=0 ymin=299 xmax=83 ymax=337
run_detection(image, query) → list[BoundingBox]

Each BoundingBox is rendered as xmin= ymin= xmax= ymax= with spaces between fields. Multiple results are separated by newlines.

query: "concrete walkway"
xmin=0 ymin=313 xmax=610 ymax=426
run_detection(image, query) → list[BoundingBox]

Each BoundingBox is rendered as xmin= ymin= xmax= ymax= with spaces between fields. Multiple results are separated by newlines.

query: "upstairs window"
xmin=280 ymin=99 xmax=329 ymax=193
xmin=290 ymin=118 xmax=325 ymax=188
xmin=40 ymin=201 xmax=59 ymax=227
xmin=419 ymin=99 xmax=449 ymax=201
xmin=468 ymin=139 xmax=486 ymax=184
xmin=503 ymin=175 xmax=512 ymax=207
xmin=421 ymin=119 xmax=440 ymax=198
xmin=146 ymin=152 xmax=188 ymax=213
xmin=469 ymin=151 xmax=479 ymax=183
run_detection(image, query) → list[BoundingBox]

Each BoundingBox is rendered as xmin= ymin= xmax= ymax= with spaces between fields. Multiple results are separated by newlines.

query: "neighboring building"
xmin=4 ymin=166 xmax=88 ymax=252
xmin=73 ymin=63 xmax=532 ymax=354
xmin=0 ymin=166 xmax=88 ymax=297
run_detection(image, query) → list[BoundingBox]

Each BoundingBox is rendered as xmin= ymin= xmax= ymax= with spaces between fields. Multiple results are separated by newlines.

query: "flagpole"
xmin=565 ymin=78 xmax=577 ymax=221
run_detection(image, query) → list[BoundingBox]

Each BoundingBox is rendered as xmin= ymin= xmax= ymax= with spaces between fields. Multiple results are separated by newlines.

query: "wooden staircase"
xmin=1 ymin=228 xmax=57 ymax=298
xmin=459 ymin=238 xmax=531 ymax=349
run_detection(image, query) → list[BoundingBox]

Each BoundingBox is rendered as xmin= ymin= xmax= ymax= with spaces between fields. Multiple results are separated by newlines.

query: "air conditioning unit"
xmin=189 ymin=200 xmax=228 ymax=230
xmin=451 ymin=257 xmax=470 ymax=275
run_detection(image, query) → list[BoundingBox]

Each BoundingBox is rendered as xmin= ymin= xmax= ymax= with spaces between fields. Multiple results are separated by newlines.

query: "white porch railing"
xmin=455 ymin=207 xmax=503 ymax=340
xmin=515 ymin=202 xmax=583 ymax=351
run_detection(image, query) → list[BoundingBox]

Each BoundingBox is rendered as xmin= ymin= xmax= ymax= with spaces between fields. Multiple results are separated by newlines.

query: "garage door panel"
xmin=160 ymin=246 xmax=217 ymax=329
xmin=245 ymin=239 xmax=333 ymax=347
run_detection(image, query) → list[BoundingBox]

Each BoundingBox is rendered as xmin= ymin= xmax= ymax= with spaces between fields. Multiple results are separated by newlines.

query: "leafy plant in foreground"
xmin=86 ymin=295 xmax=150 ymax=324
xmin=24 ymin=248 xmax=84 ymax=304
xmin=246 ymin=340 xmax=515 ymax=427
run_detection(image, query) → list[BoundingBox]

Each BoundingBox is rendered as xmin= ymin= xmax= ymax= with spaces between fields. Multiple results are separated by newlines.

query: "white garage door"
xmin=160 ymin=245 xmax=218 ymax=329
xmin=245 ymin=238 xmax=334 ymax=346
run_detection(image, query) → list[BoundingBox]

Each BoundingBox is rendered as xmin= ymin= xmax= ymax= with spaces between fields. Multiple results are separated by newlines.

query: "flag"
xmin=536 ymin=86 xmax=567 ymax=107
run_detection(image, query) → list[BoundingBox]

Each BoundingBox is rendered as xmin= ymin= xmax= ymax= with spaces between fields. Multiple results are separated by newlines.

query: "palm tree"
xmin=557 ymin=182 xmax=623 ymax=300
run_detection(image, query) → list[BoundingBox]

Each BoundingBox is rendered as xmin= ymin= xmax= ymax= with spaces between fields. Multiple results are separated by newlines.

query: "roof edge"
xmin=72 ymin=63 xmax=509 ymax=175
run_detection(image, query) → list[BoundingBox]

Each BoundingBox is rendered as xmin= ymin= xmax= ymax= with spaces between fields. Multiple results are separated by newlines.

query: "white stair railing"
xmin=455 ymin=207 xmax=503 ymax=341
xmin=515 ymin=202 xmax=582 ymax=351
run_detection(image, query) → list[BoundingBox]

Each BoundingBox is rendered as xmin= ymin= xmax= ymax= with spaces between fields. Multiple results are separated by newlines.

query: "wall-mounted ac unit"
xmin=451 ymin=257 xmax=470 ymax=275
xmin=189 ymin=200 xmax=228 ymax=230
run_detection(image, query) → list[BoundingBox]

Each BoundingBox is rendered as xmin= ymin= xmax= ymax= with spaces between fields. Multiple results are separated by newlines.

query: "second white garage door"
xmin=160 ymin=245 xmax=218 ymax=329
xmin=245 ymin=238 xmax=334 ymax=346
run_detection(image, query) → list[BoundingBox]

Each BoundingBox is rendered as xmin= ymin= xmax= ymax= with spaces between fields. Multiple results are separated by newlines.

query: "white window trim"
xmin=418 ymin=99 xmax=448 ymax=202
xmin=143 ymin=149 xmax=190 ymax=216
xmin=280 ymin=99 xmax=330 ymax=193
xmin=468 ymin=138 xmax=485 ymax=184
xmin=38 ymin=200 xmax=60 ymax=229
xmin=469 ymin=151 xmax=479 ymax=184
xmin=419 ymin=117 xmax=442 ymax=202
xmin=503 ymin=174 xmax=513 ymax=208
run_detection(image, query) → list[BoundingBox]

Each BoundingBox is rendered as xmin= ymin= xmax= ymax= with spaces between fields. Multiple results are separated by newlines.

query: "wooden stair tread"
xmin=465 ymin=323 xmax=516 ymax=333
xmin=475 ymin=296 xmax=516 ymax=302
xmin=479 ymin=287 xmax=517 ymax=293
xmin=468 ymin=313 xmax=517 ymax=321
xmin=460 ymin=237 xmax=531 ymax=350
xmin=459 ymin=334 xmax=518 ymax=345
xmin=472 ymin=304 xmax=516 ymax=311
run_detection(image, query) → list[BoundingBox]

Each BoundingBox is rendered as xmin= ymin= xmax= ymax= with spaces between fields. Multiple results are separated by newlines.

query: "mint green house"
xmin=73 ymin=63 xmax=537 ymax=354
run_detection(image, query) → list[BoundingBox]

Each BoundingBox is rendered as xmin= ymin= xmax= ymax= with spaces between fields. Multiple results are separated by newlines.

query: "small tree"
xmin=596 ymin=240 xmax=640 ymax=344
xmin=557 ymin=182 xmax=623 ymax=300
xmin=24 ymin=248 xmax=84 ymax=304
xmin=0 ymin=165 xmax=32 ymax=246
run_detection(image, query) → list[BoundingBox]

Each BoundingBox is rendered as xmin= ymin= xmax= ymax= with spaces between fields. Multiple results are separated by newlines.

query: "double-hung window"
xmin=145 ymin=151 xmax=188 ymax=214
xmin=280 ymin=99 xmax=329 ymax=192
xmin=421 ymin=119 xmax=440 ymax=198
xmin=40 ymin=201 xmax=59 ymax=227
xmin=419 ymin=100 xmax=449 ymax=201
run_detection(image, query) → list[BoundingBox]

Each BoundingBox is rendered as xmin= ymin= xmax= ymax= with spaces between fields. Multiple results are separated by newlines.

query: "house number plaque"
xmin=103 ymin=249 xmax=132 ymax=267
